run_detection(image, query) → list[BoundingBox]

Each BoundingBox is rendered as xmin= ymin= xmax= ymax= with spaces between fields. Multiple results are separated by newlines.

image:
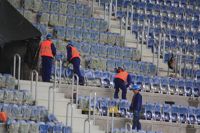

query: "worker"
xmin=114 ymin=67 xmax=132 ymax=99
xmin=66 ymin=41 xmax=84 ymax=85
xmin=129 ymin=84 xmax=142 ymax=131
xmin=39 ymin=34 xmax=56 ymax=82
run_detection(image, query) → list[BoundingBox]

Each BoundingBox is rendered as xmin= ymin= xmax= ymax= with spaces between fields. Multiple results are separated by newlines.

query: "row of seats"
xmin=115 ymin=0 xmax=200 ymax=10
xmin=7 ymin=120 xmax=71 ymax=133
xmin=33 ymin=24 xmax=124 ymax=46
xmin=0 ymin=89 xmax=33 ymax=105
xmin=143 ymin=103 xmax=200 ymax=124
xmin=78 ymin=96 xmax=200 ymax=125
xmin=117 ymin=1 xmax=200 ymax=24
xmin=113 ymin=129 xmax=161 ymax=133
xmin=54 ymin=67 xmax=200 ymax=97
xmin=24 ymin=10 xmax=108 ymax=30
xmin=1 ymin=103 xmax=48 ymax=121
xmin=0 ymin=74 xmax=16 ymax=89
xmin=9 ymin=0 xmax=92 ymax=18
xmin=55 ymin=40 xmax=141 ymax=61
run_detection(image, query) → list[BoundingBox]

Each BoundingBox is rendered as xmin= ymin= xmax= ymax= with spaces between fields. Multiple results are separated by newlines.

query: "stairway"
xmin=20 ymin=80 xmax=105 ymax=133
xmin=91 ymin=2 xmax=169 ymax=77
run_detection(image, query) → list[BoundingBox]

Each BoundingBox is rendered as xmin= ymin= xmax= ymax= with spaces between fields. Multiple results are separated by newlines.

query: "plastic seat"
xmin=178 ymin=106 xmax=188 ymax=123
xmin=99 ymin=98 xmax=110 ymax=116
xmin=74 ymin=28 xmax=83 ymax=42
xmin=160 ymin=77 xmax=169 ymax=94
xmin=19 ymin=120 xmax=30 ymax=133
xmin=107 ymin=46 xmax=116 ymax=59
xmin=99 ymin=32 xmax=108 ymax=44
xmin=39 ymin=122 xmax=48 ymax=133
xmin=123 ymin=60 xmax=133 ymax=72
xmin=7 ymin=120 xmax=20 ymax=133
xmin=151 ymin=77 xmax=160 ymax=93
xmin=59 ymin=2 xmax=67 ymax=15
xmin=99 ymin=19 xmax=108 ymax=32
xmin=83 ymin=5 xmax=92 ymax=17
xmin=82 ymin=30 xmax=91 ymax=43
xmin=66 ymin=15 xmax=75 ymax=28
xmin=53 ymin=26 xmax=65 ymax=40
xmin=188 ymin=107 xmax=196 ymax=124
xmin=91 ymin=18 xmax=100 ymax=31
xmin=177 ymin=80 xmax=185 ymax=96
xmin=132 ymin=61 xmax=140 ymax=74
xmin=82 ymin=18 xmax=91 ymax=30
xmin=49 ymin=13 xmax=59 ymax=26
xmin=106 ymin=59 xmax=116 ymax=72
xmin=90 ymin=44 xmax=99 ymax=57
xmin=75 ymin=17 xmax=83 ymax=28
xmin=185 ymin=80 xmax=193 ymax=96
xmin=75 ymin=4 xmax=83 ymax=17
xmin=123 ymin=47 xmax=133 ymax=60
xmin=153 ymin=104 xmax=161 ymax=121
xmin=28 ymin=121 xmax=39 ymax=133
xmin=162 ymin=104 xmax=171 ymax=122
xmin=80 ymin=42 xmax=90 ymax=56
xmin=90 ymin=31 xmax=100 ymax=43
xmin=136 ymin=75 xmax=144 ymax=86
xmin=144 ymin=103 xmax=153 ymax=120
xmin=4 ymin=90 xmax=14 ymax=103
xmin=171 ymin=105 xmax=179 ymax=122
xmin=65 ymin=27 xmax=74 ymax=40
xmin=119 ymin=99 xmax=129 ymax=117
xmin=67 ymin=3 xmax=75 ymax=15
xmin=115 ymin=46 xmax=124 ymax=59
xmin=50 ymin=1 xmax=59 ymax=13
xmin=41 ymin=0 xmax=51 ymax=13
xmin=98 ymin=45 xmax=107 ymax=58
xmin=193 ymin=81 xmax=200 ymax=97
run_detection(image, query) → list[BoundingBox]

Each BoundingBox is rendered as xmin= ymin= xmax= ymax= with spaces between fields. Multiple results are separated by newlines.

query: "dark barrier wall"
xmin=0 ymin=0 xmax=41 ymax=79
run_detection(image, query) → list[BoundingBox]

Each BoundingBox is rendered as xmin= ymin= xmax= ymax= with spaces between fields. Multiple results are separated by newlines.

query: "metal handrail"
xmin=93 ymin=92 xmax=97 ymax=124
xmin=84 ymin=93 xmax=92 ymax=133
xmin=13 ymin=54 xmax=21 ymax=90
xmin=30 ymin=70 xmax=38 ymax=105
xmin=111 ymin=108 xmax=114 ymax=133
xmin=72 ymin=74 xmax=79 ymax=105
xmin=66 ymin=101 xmax=73 ymax=133
xmin=125 ymin=122 xmax=132 ymax=133
xmin=58 ymin=59 xmax=62 ymax=89
xmin=54 ymin=60 xmax=58 ymax=88
xmin=48 ymin=86 xmax=56 ymax=114
xmin=106 ymin=108 xmax=109 ymax=133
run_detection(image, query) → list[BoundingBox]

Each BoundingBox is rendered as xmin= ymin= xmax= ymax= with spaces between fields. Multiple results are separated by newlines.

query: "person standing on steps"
xmin=39 ymin=34 xmax=56 ymax=82
xmin=129 ymin=84 xmax=142 ymax=131
xmin=113 ymin=67 xmax=132 ymax=99
xmin=66 ymin=41 xmax=85 ymax=85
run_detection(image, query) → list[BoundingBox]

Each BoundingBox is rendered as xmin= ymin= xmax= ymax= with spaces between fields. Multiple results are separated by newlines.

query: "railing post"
xmin=108 ymin=1 xmax=112 ymax=30
xmin=115 ymin=0 xmax=118 ymax=18
xmin=58 ymin=60 xmax=62 ymax=89
xmin=146 ymin=20 xmax=150 ymax=47
xmin=179 ymin=49 xmax=182 ymax=78
xmin=93 ymin=92 xmax=97 ymax=124
xmin=54 ymin=60 xmax=58 ymax=88
xmin=124 ymin=6 xmax=129 ymax=45
xmin=13 ymin=54 xmax=21 ymax=90
xmin=48 ymin=86 xmax=56 ymax=114
xmin=130 ymin=5 xmax=133 ymax=34
xmin=84 ymin=93 xmax=92 ymax=133
xmin=111 ymin=108 xmax=114 ymax=133
xmin=141 ymin=22 xmax=145 ymax=61
xmin=125 ymin=122 xmax=132 ymax=133
xmin=66 ymin=102 xmax=73 ymax=133
xmin=157 ymin=33 xmax=162 ymax=76
xmin=72 ymin=74 xmax=79 ymax=105
xmin=106 ymin=107 xmax=109 ymax=133
xmin=31 ymin=70 xmax=38 ymax=105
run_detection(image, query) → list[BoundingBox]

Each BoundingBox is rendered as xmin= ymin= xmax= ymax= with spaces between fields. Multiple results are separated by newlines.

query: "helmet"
xmin=46 ymin=34 xmax=52 ymax=39
xmin=130 ymin=84 xmax=141 ymax=91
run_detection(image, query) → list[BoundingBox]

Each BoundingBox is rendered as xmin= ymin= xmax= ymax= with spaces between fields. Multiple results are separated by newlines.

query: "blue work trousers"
xmin=41 ymin=56 xmax=53 ymax=82
xmin=132 ymin=112 xmax=141 ymax=131
xmin=70 ymin=57 xmax=84 ymax=84
xmin=114 ymin=78 xmax=127 ymax=99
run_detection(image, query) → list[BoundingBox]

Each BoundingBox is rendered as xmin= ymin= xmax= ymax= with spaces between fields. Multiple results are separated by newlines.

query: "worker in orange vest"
xmin=66 ymin=41 xmax=84 ymax=85
xmin=114 ymin=67 xmax=132 ymax=99
xmin=40 ymin=34 xmax=56 ymax=82
xmin=0 ymin=112 xmax=8 ymax=123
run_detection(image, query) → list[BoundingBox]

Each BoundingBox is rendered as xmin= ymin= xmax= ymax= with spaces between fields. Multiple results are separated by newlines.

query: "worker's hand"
xmin=63 ymin=60 xmax=69 ymax=68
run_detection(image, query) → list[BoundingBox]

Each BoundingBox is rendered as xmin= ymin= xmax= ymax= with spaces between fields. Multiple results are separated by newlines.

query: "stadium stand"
xmin=4 ymin=0 xmax=200 ymax=133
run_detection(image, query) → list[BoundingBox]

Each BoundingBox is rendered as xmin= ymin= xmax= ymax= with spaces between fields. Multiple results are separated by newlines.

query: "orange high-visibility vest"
xmin=0 ymin=112 xmax=7 ymax=123
xmin=114 ymin=71 xmax=129 ymax=82
xmin=69 ymin=45 xmax=80 ymax=61
xmin=40 ymin=40 xmax=53 ymax=57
